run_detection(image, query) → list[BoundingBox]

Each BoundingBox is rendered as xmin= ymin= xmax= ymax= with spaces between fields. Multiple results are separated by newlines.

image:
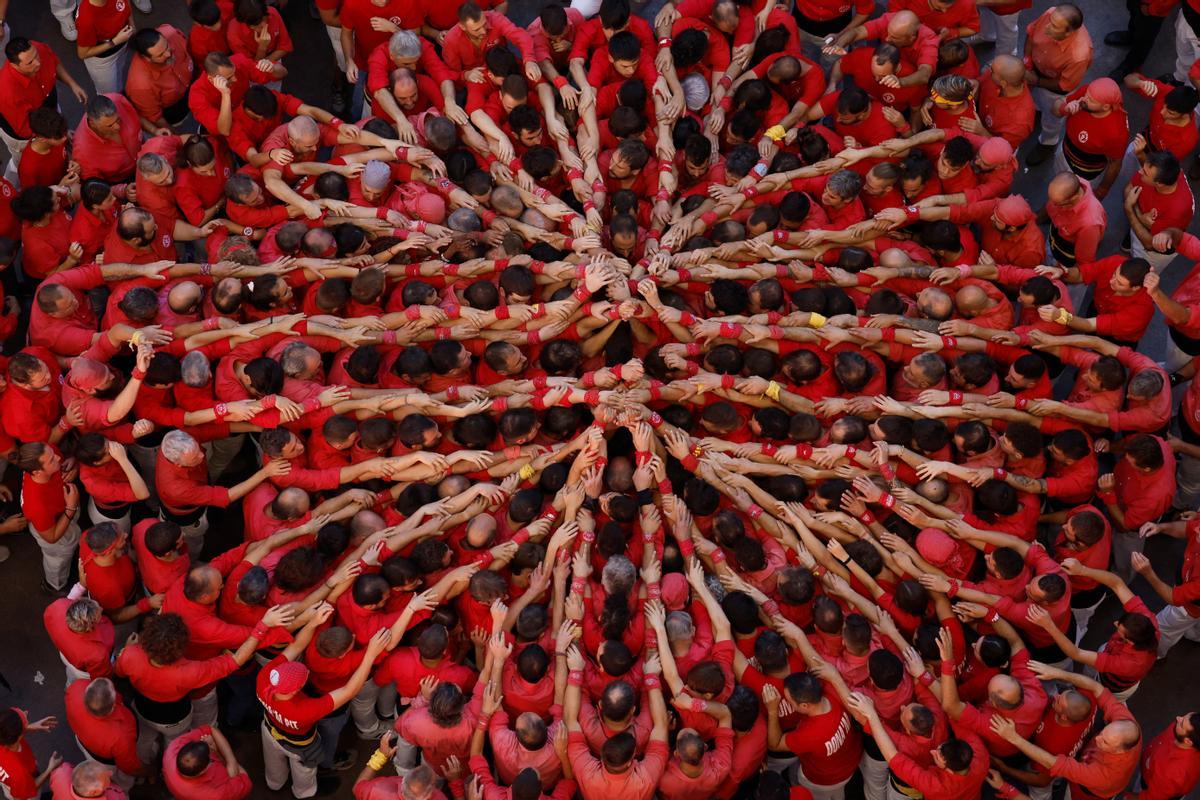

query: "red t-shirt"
xmin=782 ymin=688 xmax=862 ymax=785
xmin=75 ymin=0 xmax=133 ymax=49
xmin=257 ymin=655 xmax=337 ymax=738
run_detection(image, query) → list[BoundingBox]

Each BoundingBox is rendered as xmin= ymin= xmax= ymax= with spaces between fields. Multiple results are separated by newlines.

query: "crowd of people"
xmin=0 ymin=0 xmax=1195 ymax=797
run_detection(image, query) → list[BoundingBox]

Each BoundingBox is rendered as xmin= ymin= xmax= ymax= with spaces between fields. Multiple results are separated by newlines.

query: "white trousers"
xmin=325 ymin=25 xmax=347 ymax=72
xmin=1033 ymin=87 xmax=1067 ymax=146
xmin=261 ymin=722 xmax=319 ymax=798
xmin=51 ymin=0 xmax=78 ymax=26
xmin=980 ymin=9 xmax=1020 ymax=57
xmin=84 ymin=45 xmax=130 ymax=95
xmin=859 ymin=752 xmax=888 ymax=800
xmin=30 ymin=519 xmax=81 ymax=590
xmin=134 ymin=706 xmax=192 ymax=764
xmin=1156 ymin=603 xmax=1200 ymax=658
xmin=60 ymin=651 xmax=90 ymax=688
xmin=1176 ymin=12 xmax=1200 ymax=83
xmin=88 ymin=497 xmax=131 ymax=533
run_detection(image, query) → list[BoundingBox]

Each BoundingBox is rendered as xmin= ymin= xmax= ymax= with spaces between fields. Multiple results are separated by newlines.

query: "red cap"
xmin=994 ymin=195 xmax=1034 ymax=227
xmin=916 ymin=528 xmax=956 ymax=565
xmin=661 ymin=573 xmax=689 ymax=611
xmin=267 ymin=661 xmax=309 ymax=695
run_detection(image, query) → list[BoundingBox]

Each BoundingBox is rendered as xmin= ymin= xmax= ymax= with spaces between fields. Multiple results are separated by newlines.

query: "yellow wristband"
xmin=765 ymin=380 xmax=782 ymax=401
xmin=368 ymin=751 xmax=389 ymax=771
xmin=809 ymin=313 xmax=827 ymax=328
xmin=765 ymin=125 xmax=787 ymax=142
xmin=519 ymin=464 xmax=536 ymax=481
xmin=1055 ymin=308 xmax=1073 ymax=325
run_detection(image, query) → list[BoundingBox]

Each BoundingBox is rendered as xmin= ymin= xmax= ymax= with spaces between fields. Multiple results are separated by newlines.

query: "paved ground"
xmin=2 ymin=0 xmax=1200 ymax=797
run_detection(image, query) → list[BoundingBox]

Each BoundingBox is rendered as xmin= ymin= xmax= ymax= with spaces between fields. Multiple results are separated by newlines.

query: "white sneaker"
xmin=59 ymin=18 xmax=77 ymax=42
xmin=0 ymin=545 xmax=10 ymax=563
xmin=132 ymin=0 xmax=151 ymax=12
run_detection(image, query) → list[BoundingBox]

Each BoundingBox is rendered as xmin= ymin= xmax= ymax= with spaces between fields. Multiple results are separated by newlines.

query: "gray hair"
xmin=137 ymin=152 xmax=169 ymax=177
xmin=72 ymin=762 xmax=112 ymax=797
xmin=161 ymin=430 xmax=200 ymax=465
xmin=279 ymin=342 xmax=314 ymax=378
xmin=389 ymin=30 xmax=422 ymax=61
xmin=85 ymin=95 xmax=117 ymax=124
xmin=826 ymin=169 xmax=864 ymax=200
xmin=680 ymin=72 xmax=710 ymax=112
xmin=180 ymin=351 xmax=211 ymax=388
xmin=665 ymin=610 xmax=695 ymax=641
xmin=601 ymin=555 xmax=636 ymax=596
xmin=65 ymin=598 xmax=102 ymax=633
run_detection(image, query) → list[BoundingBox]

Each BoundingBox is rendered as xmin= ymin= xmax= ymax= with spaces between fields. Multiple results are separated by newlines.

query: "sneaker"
xmin=132 ymin=0 xmax=151 ymax=12
xmin=1103 ymin=30 xmax=1132 ymax=47
xmin=59 ymin=18 xmax=77 ymax=42
xmin=0 ymin=546 xmax=9 ymax=564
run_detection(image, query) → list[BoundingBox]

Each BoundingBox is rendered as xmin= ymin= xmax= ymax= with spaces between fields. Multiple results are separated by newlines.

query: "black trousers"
xmin=1116 ymin=0 xmax=1167 ymax=74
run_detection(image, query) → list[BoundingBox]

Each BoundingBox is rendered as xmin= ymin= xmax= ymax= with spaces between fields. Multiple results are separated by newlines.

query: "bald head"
xmin=1047 ymin=172 xmax=1081 ymax=204
xmin=991 ymin=54 xmax=1026 ymax=86
xmin=955 ymin=284 xmax=989 ymax=315
xmin=918 ymin=288 xmax=953 ymax=320
xmin=491 ymin=184 xmax=524 ymax=218
xmin=1061 ymin=690 xmax=1093 ymax=723
xmin=514 ymin=711 xmax=547 ymax=750
xmin=350 ymin=510 xmax=385 ymax=545
xmin=275 ymin=487 xmax=311 ymax=519
xmin=465 ymin=514 xmax=497 ymax=548
xmin=887 ymin=10 xmax=920 ymax=37
xmin=168 ymin=281 xmax=203 ymax=314
xmin=287 ymin=115 xmax=320 ymax=145
xmin=878 ymin=247 xmax=914 ymax=270
xmin=184 ymin=564 xmax=222 ymax=602
xmin=988 ymin=674 xmax=1023 ymax=710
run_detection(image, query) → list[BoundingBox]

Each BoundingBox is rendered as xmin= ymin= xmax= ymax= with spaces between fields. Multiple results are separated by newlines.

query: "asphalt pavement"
xmin=1 ymin=0 xmax=1200 ymax=797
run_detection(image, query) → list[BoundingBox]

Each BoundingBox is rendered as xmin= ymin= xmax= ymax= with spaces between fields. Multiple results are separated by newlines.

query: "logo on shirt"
xmin=116 ymin=0 xmax=126 ymax=9
xmin=389 ymin=15 xmax=403 ymax=25
xmin=161 ymin=234 xmax=172 ymax=249
xmin=882 ymin=92 xmax=896 ymax=104
xmin=1077 ymin=131 xmax=1089 ymax=144
xmin=1 ymin=185 xmax=10 ymax=198
xmin=824 ymin=712 xmax=851 ymax=757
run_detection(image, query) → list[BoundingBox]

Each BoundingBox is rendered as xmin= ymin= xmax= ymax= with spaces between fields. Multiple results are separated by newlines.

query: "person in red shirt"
xmin=564 ymin=638 xmax=669 ymax=800
xmin=162 ymin=724 xmax=251 ymax=800
xmin=1126 ymin=74 xmax=1200 ymax=163
xmin=10 ymin=185 xmax=76 ymax=281
xmin=187 ymin=51 xmax=281 ymax=138
xmin=226 ymin=0 xmax=292 ymax=64
xmin=258 ymin=605 xmax=390 ymax=798
xmin=116 ymin=609 xmax=276 ymax=764
xmin=339 ymin=0 xmax=427 ymax=83
xmin=993 ymin=664 xmax=1141 ymax=800
xmin=829 ymin=10 xmax=938 ymax=87
xmin=72 ymin=93 xmax=142 ymax=183
xmin=0 ymin=708 xmax=62 ymax=800
xmin=850 ymin=694 xmax=989 ymax=800
xmin=74 ymin=0 xmax=134 ymax=95
xmin=18 ymin=108 xmax=70 ymax=188
xmin=1127 ymin=150 xmax=1195 ymax=272
xmin=0 ymin=38 xmax=87 ymax=178
xmin=1132 ymin=713 xmax=1200 ymax=800
xmin=1051 ymin=77 xmax=1129 ymax=200
xmin=43 ymin=592 xmax=114 ymax=684
xmin=973 ymin=55 xmax=1036 ymax=149
xmin=64 ymin=678 xmax=147 ymax=787
xmin=1044 ymin=172 xmax=1107 ymax=268
xmin=125 ymin=25 xmax=195 ymax=133
xmin=14 ymin=442 xmax=80 ymax=593
xmin=48 ymin=758 xmax=126 ymax=799
xmin=156 ymin=429 xmax=289 ymax=555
